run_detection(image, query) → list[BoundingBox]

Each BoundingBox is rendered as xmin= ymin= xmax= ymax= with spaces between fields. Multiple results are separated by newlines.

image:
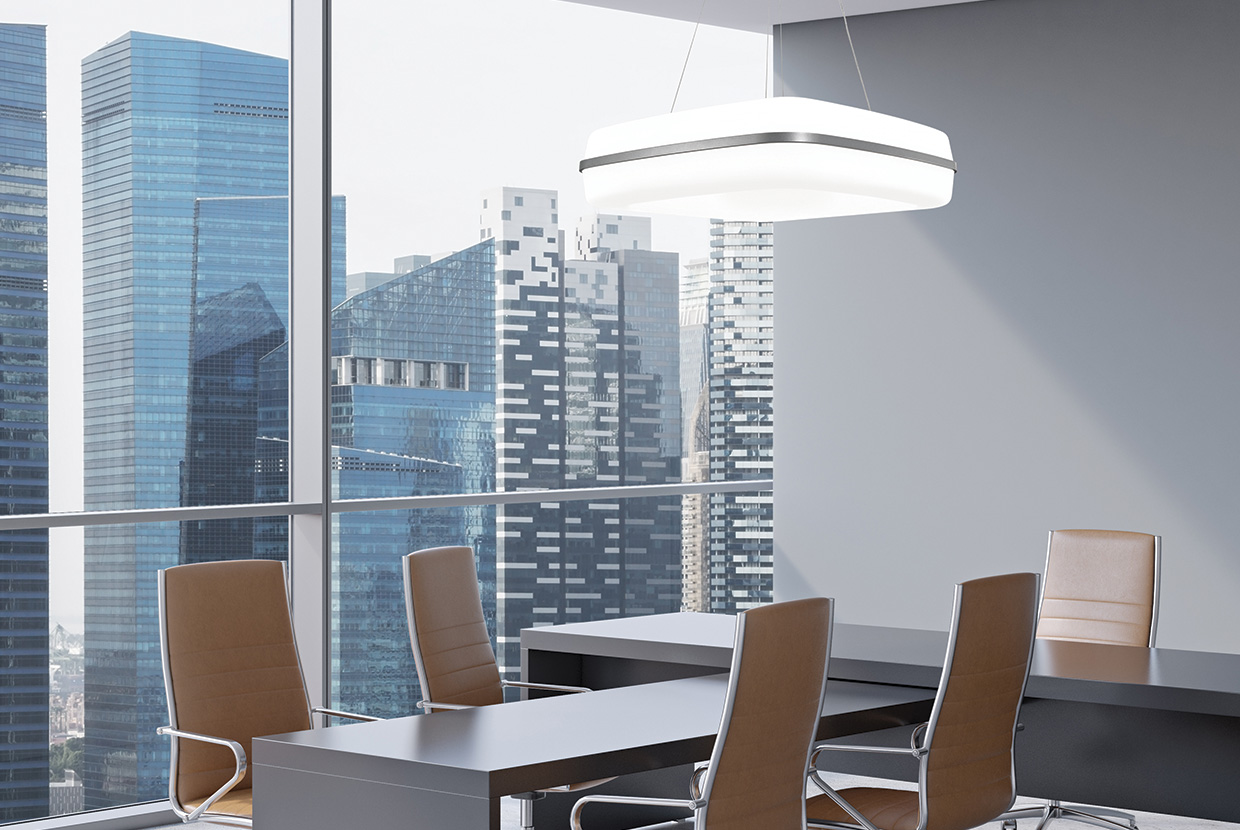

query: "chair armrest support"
xmin=419 ymin=699 xmax=477 ymax=711
xmin=571 ymin=794 xmax=697 ymax=830
xmin=689 ymin=763 xmax=710 ymax=800
xmin=312 ymin=706 xmax=381 ymax=723
xmin=807 ymin=776 xmax=883 ymax=830
xmin=156 ymin=726 xmax=246 ymax=823
xmin=503 ymin=679 xmax=593 ymax=694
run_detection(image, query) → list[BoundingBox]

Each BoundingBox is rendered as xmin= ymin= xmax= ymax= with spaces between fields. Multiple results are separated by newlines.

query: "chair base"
xmin=1001 ymin=800 xmax=1137 ymax=830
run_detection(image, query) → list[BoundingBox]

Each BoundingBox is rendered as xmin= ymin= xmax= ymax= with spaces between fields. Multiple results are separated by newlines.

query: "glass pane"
xmin=0 ymin=2 xmax=289 ymax=821
xmin=330 ymin=2 xmax=772 ymax=693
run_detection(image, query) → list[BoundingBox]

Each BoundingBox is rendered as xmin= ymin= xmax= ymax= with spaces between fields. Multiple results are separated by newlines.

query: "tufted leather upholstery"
xmin=807 ymin=573 xmax=1038 ymax=830
xmin=403 ymin=546 xmax=504 ymax=706
xmin=161 ymin=559 xmax=311 ymax=816
xmin=699 ymin=597 xmax=834 ymax=830
xmin=1036 ymin=530 xmax=1158 ymax=647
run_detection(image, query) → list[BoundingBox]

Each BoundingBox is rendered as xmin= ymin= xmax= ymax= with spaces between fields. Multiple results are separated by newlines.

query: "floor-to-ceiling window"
xmin=0 ymin=2 xmax=774 ymax=824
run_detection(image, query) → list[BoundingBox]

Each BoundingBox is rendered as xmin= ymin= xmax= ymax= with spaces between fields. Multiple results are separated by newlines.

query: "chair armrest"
xmin=156 ymin=726 xmax=246 ymax=823
xmin=812 ymin=742 xmax=925 ymax=765
xmin=419 ymin=699 xmax=477 ymax=712
xmin=503 ymin=679 xmax=593 ymax=694
xmin=312 ymin=706 xmax=381 ymax=723
xmin=571 ymin=794 xmax=697 ymax=830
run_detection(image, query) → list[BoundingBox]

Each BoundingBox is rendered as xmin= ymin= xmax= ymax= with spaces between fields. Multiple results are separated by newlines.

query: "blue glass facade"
xmin=328 ymin=242 xmax=496 ymax=717
xmin=80 ymin=33 xmax=291 ymax=808
xmin=0 ymin=23 xmax=48 ymax=824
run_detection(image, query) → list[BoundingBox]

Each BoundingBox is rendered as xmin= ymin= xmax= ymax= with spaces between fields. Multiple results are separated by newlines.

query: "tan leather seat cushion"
xmin=183 ymin=785 xmax=253 ymax=818
xmin=807 ymin=788 xmax=920 ymax=830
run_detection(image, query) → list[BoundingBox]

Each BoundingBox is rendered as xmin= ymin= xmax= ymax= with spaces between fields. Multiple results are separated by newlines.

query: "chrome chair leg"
xmin=513 ymin=791 xmax=544 ymax=830
xmin=1001 ymin=800 xmax=1137 ymax=830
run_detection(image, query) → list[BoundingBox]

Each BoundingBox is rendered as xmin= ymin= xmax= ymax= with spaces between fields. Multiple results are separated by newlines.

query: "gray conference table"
xmin=522 ymin=612 xmax=1240 ymax=825
xmin=252 ymin=668 xmax=933 ymax=830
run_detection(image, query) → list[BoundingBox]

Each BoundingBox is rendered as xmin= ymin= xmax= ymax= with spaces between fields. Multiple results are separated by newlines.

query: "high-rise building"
xmin=486 ymin=188 xmax=682 ymax=677
xmin=0 ymin=22 xmax=49 ymax=824
xmin=705 ymin=221 xmax=774 ymax=612
xmin=678 ymin=257 xmax=710 ymax=612
xmin=327 ymin=242 xmax=496 ymax=717
xmin=80 ymin=32 xmax=291 ymax=809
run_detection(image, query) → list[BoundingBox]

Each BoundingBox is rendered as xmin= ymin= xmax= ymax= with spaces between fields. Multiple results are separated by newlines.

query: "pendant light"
xmin=579 ymin=3 xmax=955 ymax=221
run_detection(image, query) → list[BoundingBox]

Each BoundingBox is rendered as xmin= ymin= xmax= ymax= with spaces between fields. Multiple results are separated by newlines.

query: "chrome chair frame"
xmin=806 ymin=578 xmax=1038 ymax=830
xmin=1001 ymin=532 xmax=1160 ymax=830
xmin=157 ymin=562 xmax=378 ymax=826
xmin=571 ymin=599 xmax=835 ymax=830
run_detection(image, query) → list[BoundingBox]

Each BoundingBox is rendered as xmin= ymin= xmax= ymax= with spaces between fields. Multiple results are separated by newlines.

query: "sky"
xmin=0 ymin=0 xmax=767 ymax=631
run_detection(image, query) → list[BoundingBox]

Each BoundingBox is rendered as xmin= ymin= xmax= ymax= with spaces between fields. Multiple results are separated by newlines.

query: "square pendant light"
xmin=580 ymin=96 xmax=955 ymax=221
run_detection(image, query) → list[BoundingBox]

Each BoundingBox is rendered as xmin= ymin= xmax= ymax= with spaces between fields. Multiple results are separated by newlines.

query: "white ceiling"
xmin=558 ymin=0 xmax=988 ymax=33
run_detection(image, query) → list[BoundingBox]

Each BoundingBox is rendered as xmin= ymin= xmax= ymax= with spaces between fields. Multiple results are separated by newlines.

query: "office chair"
xmin=1000 ymin=529 xmax=1160 ymax=830
xmin=571 ymin=596 xmax=834 ymax=830
xmin=157 ymin=559 xmax=378 ymax=826
xmin=402 ymin=545 xmax=610 ymax=830
xmin=806 ymin=572 xmax=1039 ymax=830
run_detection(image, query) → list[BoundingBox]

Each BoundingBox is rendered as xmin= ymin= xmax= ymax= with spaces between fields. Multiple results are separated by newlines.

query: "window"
xmin=444 ymin=362 xmax=467 ymax=390
xmin=606 ymin=223 xmax=619 ymax=234
xmin=514 ymin=195 xmax=523 ymax=206
xmin=383 ymin=359 xmax=406 ymax=386
xmin=414 ymin=360 xmax=439 ymax=388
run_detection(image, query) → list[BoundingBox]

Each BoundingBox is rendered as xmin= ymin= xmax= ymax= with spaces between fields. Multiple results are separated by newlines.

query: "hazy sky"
xmin=0 ymin=0 xmax=766 ymax=630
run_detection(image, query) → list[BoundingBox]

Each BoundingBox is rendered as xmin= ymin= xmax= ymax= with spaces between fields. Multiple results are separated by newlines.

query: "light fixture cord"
xmin=671 ymin=0 xmax=708 ymax=113
xmin=838 ymin=0 xmax=871 ymax=110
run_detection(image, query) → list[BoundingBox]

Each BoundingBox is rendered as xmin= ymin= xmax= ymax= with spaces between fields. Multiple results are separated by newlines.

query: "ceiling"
xmin=557 ymin=0 xmax=987 ymax=33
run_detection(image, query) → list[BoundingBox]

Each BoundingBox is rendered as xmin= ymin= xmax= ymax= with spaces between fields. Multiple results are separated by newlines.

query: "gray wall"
xmin=773 ymin=0 xmax=1240 ymax=652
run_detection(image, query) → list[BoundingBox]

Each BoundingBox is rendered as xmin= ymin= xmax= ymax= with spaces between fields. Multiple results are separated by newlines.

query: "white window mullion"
xmin=288 ymin=0 xmax=332 ymax=713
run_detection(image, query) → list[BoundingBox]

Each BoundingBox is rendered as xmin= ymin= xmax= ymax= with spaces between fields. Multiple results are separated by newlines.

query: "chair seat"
xmin=183 ymin=786 xmax=253 ymax=818
xmin=807 ymin=787 xmax=920 ymax=830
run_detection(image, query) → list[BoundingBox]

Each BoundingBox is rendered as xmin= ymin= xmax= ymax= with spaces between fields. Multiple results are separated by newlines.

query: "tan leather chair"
xmin=402 ymin=545 xmax=606 ymax=830
xmin=806 ymin=572 xmax=1039 ymax=830
xmin=571 ymin=596 xmax=835 ymax=830
xmin=1001 ymin=530 xmax=1160 ymax=830
xmin=157 ymin=559 xmax=377 ymax=826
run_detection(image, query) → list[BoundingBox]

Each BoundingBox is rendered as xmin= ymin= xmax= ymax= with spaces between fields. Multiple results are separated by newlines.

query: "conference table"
xmin=522 ymin=612 xmax=1240 ymax=826
xmin=253 ymin=612 xmax=1240 ymax=830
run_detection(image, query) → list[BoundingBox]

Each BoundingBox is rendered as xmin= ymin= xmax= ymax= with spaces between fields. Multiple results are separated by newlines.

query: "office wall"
xmin=773 ymin=0 xmax=1240 ymax=652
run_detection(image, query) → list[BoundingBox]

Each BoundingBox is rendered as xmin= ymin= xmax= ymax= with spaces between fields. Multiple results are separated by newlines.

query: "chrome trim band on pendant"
xmin=579 ymin=130 xmax=958 ymax=173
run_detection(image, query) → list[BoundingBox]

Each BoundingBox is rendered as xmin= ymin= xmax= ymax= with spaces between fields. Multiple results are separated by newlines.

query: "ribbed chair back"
xmin=160 ymin=559 xmax=311 ymax=810
xmin=403 ymin=546 xmax=504 ymax=707
xmin=698 ymin=597 xmax=834 ymax=830
xmin=921 ymin=572 xmax=1038 ymax=830
xmin=1036 ymin=530 xmax=1158 ymax=647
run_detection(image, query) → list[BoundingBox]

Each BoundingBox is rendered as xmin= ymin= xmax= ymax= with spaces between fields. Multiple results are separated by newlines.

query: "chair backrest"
xmin=159 ymin=559 xmax=312 ymax=807
xmin=1037 ymin=529 xmax=1160 ymax=647
xmin=402 ymin=546 xmax=504 ymax=707
xmin=920 ymin=572 xmax=1039 ymax=830
xmin=697 ymin=597 xmax=834 ymax=830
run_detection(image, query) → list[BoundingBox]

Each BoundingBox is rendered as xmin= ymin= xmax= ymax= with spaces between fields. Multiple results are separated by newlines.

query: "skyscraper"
xmin=485 ymin=188 xmax=682 ymax=677
xmin=0 ymin=22 xmax=48 ymax=824
xmin=80 ymin=32 xmax=290 ymax=808
xmin=327 ymin=242 xmax=496 ymax=717
xmin=705 ymin=221 xmax=774 ymax=612
xmin=678 ymin=257 xmax=710 ymax=612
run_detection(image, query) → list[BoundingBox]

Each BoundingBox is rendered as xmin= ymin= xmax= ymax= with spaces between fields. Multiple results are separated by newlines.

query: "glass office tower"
xmin=0 ymin=22 xmax=48 ymax=824
xmin=487 ymin=188 xmax=682 ymax=678
xmin=327 ymin=242 xmax=496 ymax=717
xmin=706 ymin=220 xmax=774 ymax=612
xmin=80 ymin=33 xmax=290 ymax=809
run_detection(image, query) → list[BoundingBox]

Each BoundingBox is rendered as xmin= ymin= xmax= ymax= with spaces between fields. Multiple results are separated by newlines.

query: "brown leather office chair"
xmin=1001 ymin=530 xmax=1160 ymax=830
xmin=806 ymin=572 xmax=1039 ymax=830
xmin=570 ymin=596 xmax=834 ymax=830
xmin=158 ymin=559 xmax=377 ymax=825
xmin=402 ymin=545 xmax=607 ymax=830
